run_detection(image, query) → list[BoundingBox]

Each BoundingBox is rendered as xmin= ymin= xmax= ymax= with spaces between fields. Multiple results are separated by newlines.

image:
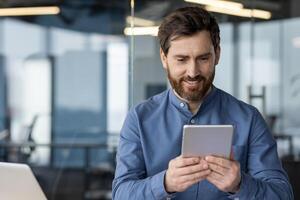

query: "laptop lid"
xmin=0 ymin=162 xmax=47 ymax=200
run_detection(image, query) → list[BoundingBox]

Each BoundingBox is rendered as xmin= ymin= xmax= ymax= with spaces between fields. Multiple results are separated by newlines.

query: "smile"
xmin=183 ymin=80 xmax=201 ymax=88
xmin=184 ymin=80 xmax=200 ymax=85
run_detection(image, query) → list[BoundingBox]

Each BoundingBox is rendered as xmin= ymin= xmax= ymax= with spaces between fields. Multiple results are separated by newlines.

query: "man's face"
xmin=160 ymin=31 xmax=220 ymax=102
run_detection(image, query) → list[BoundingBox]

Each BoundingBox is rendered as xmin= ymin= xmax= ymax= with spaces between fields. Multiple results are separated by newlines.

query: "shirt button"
xmin=190 ymin=119 xmax=195 ymax=124
xmin=180 ymin=102 xmax=185 ymax=107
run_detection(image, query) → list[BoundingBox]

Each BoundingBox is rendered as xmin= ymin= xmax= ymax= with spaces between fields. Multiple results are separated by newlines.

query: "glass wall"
xmin=0 ymin=19 xmax=128 ymax=164
xmin=0 ymin=56 xmax=5 ymax=132
xmin=0 ymin=9 xmax=128 ymax=199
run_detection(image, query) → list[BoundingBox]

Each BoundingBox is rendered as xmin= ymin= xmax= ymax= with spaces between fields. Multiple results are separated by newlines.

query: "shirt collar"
xmin=169 ymin=85 xmax=218 ymax=114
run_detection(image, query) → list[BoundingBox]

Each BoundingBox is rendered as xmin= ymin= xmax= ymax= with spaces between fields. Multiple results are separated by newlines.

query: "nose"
xmin=186 ymin=61 xmax=200 ymax=78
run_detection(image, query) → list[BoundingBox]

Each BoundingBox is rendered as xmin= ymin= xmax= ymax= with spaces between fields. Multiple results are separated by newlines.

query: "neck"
xmin=188 ymin=101 xmax=201 ymax=114
xmin=173 ymin=86 xmax=212 ymax=114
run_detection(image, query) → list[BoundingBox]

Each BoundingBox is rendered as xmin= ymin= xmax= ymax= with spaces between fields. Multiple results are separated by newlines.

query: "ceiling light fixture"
xmin=124 ymin=26 xmax=159 ymax=36
xmin=185 ymin=0 xmax=271 ymax=19
xmin=184 ymin=0 xmax=243 ymax=10
xmin=126 ymin=16 xmax=156 ymax=27
xmin=205 ymin=6 xmax=272 ymax=19
xmin=0 ymin=6 xmax=60 ymax=17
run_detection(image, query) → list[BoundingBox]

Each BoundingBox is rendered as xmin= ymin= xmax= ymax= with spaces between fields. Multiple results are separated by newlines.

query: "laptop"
xmin=0 ymin=162 xmax=47 ymax=200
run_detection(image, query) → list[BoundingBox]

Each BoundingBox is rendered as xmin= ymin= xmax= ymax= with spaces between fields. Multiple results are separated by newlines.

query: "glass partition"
xmin=0 ymin=2 xmax=129 ymax=199
xmin=0 ymin=56 xmax=5 ymax=132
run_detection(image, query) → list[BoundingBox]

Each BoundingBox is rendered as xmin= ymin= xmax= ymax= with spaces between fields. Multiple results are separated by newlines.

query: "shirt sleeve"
xmin=228 ymin=108 xmax=293 ymax=200
xmin=112 ymin=108 xmax=175 ymax=200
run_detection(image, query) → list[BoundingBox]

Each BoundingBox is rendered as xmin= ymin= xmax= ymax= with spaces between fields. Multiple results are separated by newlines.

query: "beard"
xmin=166 ymin=66 xmax=215 ymax=102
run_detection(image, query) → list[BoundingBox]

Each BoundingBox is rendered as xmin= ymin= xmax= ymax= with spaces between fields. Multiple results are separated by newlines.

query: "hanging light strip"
xmin=0 ymin=6 xmax=60 ymax=16
xmin=124 ymin=26 xmax=159 ymax=36
xmin=205 ymin=6 xmax=271 ymax=19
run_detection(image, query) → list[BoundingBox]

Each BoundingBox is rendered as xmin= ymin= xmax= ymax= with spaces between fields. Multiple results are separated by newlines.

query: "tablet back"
xmin=181 ymin=125 xmax=234 ymax=158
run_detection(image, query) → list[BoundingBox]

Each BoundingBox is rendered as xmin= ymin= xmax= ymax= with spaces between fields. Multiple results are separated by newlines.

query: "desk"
xmin=0 ymin=142 xmax=116 ymax=167
xmin=0 ymin=142 xmax=116 ymax=200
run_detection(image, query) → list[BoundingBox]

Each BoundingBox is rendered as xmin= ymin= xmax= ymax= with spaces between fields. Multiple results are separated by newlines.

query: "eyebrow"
xmin=173 ymin=52 xmax=212 ymax=59
xmin=198 ymin=53 xmax=212 ymax=58
xmin=173 ymin=55 xmax=189 ymax=59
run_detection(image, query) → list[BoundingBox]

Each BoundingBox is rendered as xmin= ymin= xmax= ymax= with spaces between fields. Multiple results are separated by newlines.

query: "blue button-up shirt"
xmin=112 ymin=86 xmax=293 ymax=200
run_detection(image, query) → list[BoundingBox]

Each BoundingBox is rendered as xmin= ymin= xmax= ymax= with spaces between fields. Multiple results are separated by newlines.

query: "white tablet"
xmin=181 ymin=125 xmax=234 ymax=158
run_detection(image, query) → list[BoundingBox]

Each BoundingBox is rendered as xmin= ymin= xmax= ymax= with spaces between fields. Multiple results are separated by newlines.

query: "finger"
xmin=205 ymin=156 xmax=231 ymax=169
xmin=174 ymin=157 xmax=200 ymax=168
xmin=178 ymin=169 xmax=211 ymax=183
xmin=180 ymin=171 xmax=210 ymax=190
xmin=177 ymin=162 xmax=209 ymax=176
xmin=208 ymin=162 xmax=227 ymax=176
xmin=206 ymin=174 xmax=223 ymax=188
xmin=181 ymin=178 xmax=204 ymax=191
xmin=207 ymin=171 xmax=224 ymax=181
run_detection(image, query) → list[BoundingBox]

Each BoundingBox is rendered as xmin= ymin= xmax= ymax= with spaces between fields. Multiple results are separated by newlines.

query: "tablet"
xmin=181 ymin=125 xmax=234 ymax=158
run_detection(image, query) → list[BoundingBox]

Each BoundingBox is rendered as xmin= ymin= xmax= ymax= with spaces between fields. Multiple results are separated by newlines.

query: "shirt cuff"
xmin=228 ymin=171 xmax=257 ymax=200
xmin=150 ymin=170 xmax=176 ymax=200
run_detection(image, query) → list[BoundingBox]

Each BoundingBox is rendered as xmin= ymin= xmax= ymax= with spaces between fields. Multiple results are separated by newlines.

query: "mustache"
xmin=182 ymin=75 xmax=205 ymax=82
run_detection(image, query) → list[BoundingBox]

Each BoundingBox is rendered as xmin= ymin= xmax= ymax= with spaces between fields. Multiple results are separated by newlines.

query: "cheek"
xmin=167 ymin=61 xmax=186 ymax=77
xmin=172 ymin=68 xmax=187 ymax=80
xmin=201 ymin=61 xmax=215 ymax=76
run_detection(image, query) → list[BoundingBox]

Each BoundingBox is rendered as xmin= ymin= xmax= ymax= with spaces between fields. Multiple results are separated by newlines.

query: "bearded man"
xmin=112 ymin=6 xmax=293 ymax=200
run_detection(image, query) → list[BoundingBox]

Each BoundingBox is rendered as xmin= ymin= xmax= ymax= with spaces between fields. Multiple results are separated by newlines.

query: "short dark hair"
xmin=158 ymin=6 xmax=220 ymax=55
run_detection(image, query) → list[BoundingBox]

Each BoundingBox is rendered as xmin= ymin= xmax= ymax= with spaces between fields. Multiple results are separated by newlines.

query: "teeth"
xmin=186 ymin=81 xmax=198 ymax=85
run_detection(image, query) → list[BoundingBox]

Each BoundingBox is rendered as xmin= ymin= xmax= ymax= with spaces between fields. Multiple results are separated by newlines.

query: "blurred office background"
xmin=0 ymin=0 xmax=300 ymax=199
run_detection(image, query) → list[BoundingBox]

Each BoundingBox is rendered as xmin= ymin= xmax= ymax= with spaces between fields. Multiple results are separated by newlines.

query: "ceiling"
xmin=0 ymin=0 xmax=298 ymax=35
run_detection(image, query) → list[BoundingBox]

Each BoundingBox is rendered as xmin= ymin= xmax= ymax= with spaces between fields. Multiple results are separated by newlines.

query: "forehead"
xmin=168 ymin=31 xmax=214 ymax=56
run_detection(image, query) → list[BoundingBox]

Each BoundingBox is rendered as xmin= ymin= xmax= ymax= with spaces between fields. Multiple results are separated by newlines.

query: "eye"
xmin=197 ymin=56 xmax=209 ymax=63
xmin=177 ymin=58 xmax=186 ymax=62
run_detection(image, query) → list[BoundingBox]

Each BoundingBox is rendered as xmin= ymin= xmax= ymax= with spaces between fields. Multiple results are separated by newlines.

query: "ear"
xmin=160 ymin=48 xmax=168 ymax=70
xmin=214 ymin=46 xmax=221 ymax=65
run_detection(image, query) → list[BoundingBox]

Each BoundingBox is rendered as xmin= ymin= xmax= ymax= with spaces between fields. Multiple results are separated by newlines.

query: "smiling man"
xmin=112 ymin=6 xmax=293 ymax=200
xmin=162 ymin=30 xmax=218 ymax=114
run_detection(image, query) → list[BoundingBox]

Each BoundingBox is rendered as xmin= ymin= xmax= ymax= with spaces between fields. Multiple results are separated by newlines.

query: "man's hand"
xmin=164 ymin=156 xmax=211 ymax=193
xmin=205 ymin=155 xmax=241 ymax=193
